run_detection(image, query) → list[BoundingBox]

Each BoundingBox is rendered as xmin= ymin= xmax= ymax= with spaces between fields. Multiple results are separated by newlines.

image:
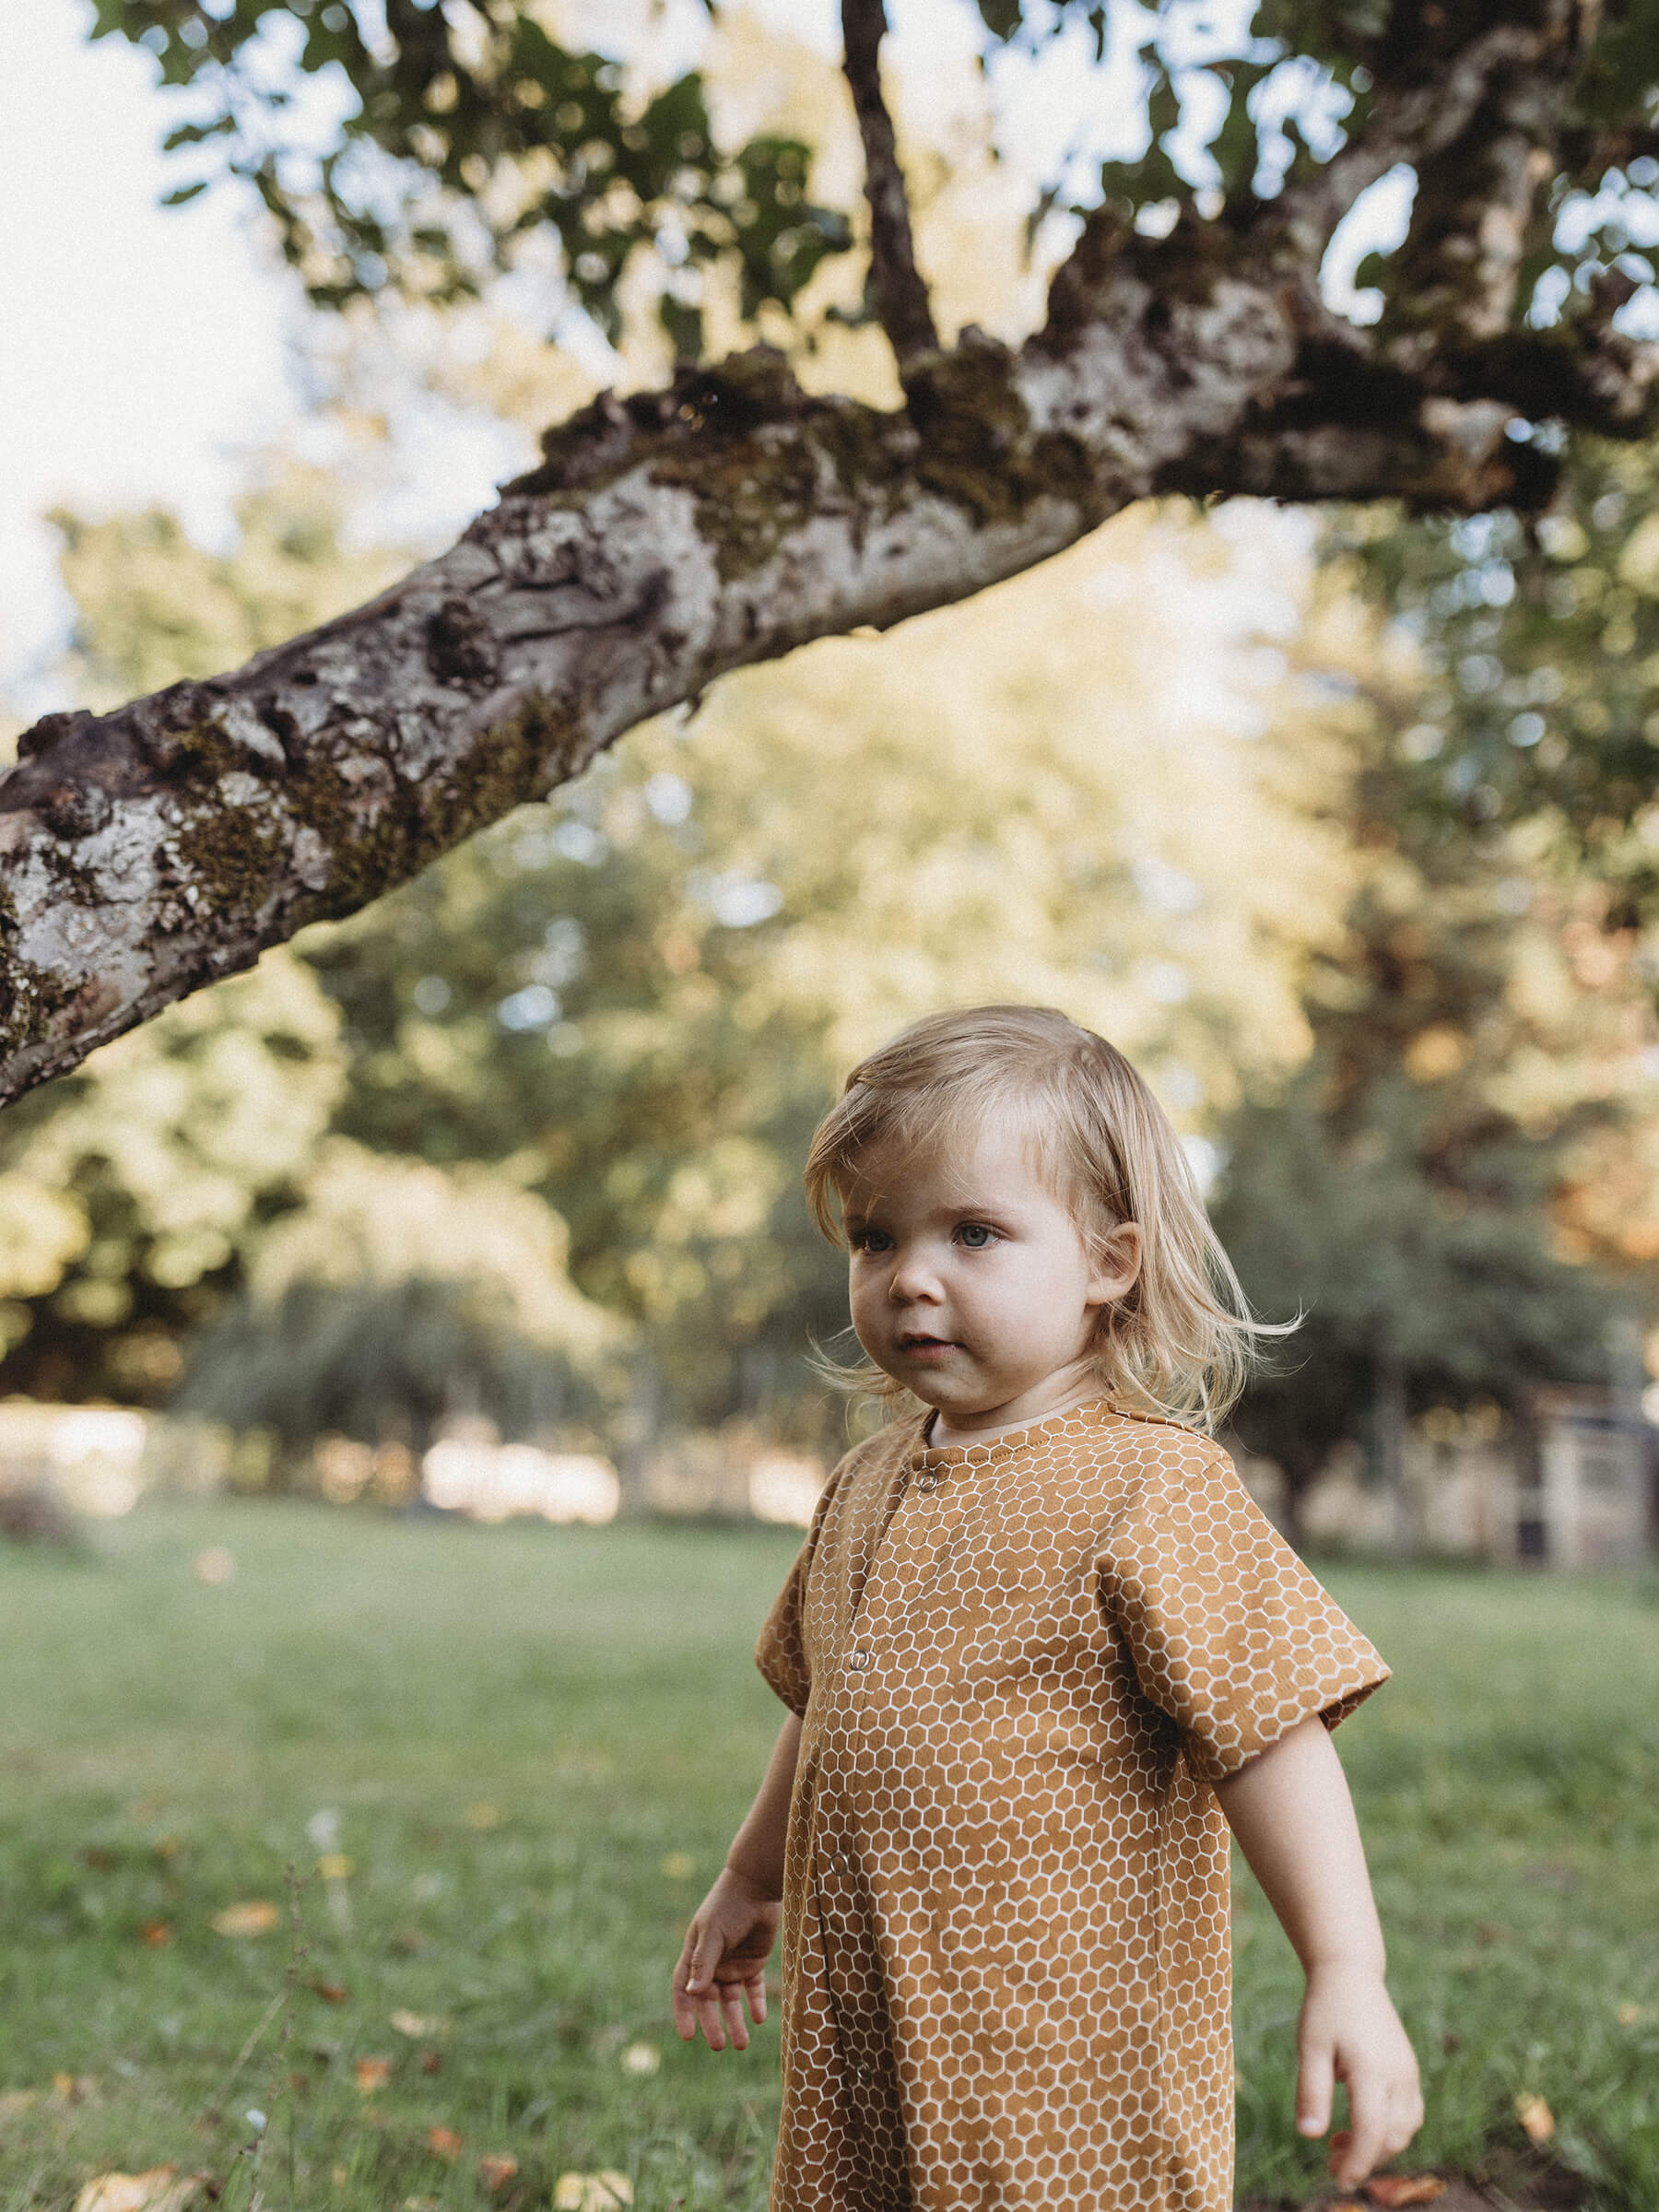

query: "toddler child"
xmin=671 ymin=1005 xmax=1420 ymax=2211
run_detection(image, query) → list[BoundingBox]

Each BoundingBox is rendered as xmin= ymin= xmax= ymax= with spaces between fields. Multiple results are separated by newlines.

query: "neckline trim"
xmin=909 ymin=1396 xmax=1125 ymax=1469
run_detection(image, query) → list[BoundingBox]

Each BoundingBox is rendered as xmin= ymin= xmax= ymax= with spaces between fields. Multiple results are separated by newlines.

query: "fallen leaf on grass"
xmin=418 ymin=2051 xmax=442 ymax=2076
xmin=478 ymin=2153 xmax=519 ymax=2192
xmin=1364 ymin=2179 xmax=1446 ymax=2206
xmin=1617 ymin=2001 xmax=1651 ymax=2027
xmin=0 ymin=2089 xmax=40 ymax=2119
xmin=73 ymin=2168 xmax=206 ymax=2212
xmin=1515 ymin=2091 xmax=1555 ymax=2145
xmin=317 ymin=1853 xmax=354 ymax=1881
xmin=53 ymin=2075 xmax=96 ymax=2103
xmin=553 ymin=2174 xmax=632 ymax=2211
xmin=390 ymin=2010 xmax=442 ymax=2039
xmin=619 ymin=2041 xmax=659 ymax=2077
xmin=309 ymin=1980 xmax=350 ymax=2005
xmin=210 ymin=1901 xmax=280 ymax=1938
xmin=192 ymin=1548 xmax=235 ymax=1586
xmin=352 ymin=2057 xmax=394 ymax=2093
xmin=139 ymin=1922 xmax=172 ymax=1948
xmin=427 ymin=2125 xmax=464 ymax=2159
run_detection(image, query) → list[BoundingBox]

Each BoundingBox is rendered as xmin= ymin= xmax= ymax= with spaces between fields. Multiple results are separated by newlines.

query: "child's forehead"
xmin=837 ymin=1107 xmax=1058 ymax=1204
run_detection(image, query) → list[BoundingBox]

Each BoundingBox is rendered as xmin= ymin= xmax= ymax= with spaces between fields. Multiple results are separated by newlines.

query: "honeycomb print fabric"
xmin=755 ymin=1398 xmax=1389 ymax=2212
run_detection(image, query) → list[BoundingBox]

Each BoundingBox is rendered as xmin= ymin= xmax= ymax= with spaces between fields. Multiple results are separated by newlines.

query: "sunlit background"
xmin=4 ymin=0 xmax=1658 ymax=1576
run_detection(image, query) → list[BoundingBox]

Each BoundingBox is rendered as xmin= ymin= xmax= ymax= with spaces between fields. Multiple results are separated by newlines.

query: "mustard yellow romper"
xmin=755 ymin=1398 xmax=1388 ymax=2212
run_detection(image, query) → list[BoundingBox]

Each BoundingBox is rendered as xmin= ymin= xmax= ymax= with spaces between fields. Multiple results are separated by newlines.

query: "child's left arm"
xmin=1215 ymin=1713 xmax=1423 ymax=2192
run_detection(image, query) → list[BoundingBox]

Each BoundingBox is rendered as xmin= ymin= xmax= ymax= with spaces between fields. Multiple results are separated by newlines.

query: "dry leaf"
xmin=192 ymin=1548 xmax=235 ymax=1586
xmin=1364 ymin=2179 xmax=1446 ymax=2206
xmin=1516 ymin=2092 xmax=1556 ymax=2145
xmin=211 ymin=1901 xmax=280 ymax=1939
xmin=317 ymin=1853 xmax=354 ymax=1881
xmin=619 ymin=2041 xmax=659 ymax=2077
xmin=418 ymin=2051 xmax=442 ymax=2076
xmin=139 ymin=1922 xmax=172 ymax=1948
xmin=478 ymin=2153 xmax=519 ymax=2193
xmin=390 ymin=2010 xmax=440 ymax=2039
xmin=0 ymin=2089 xmax=40 ymax=2119
xmin=53 ymin=2075 xmax=95 ymax=2102
xmin=553 ymin=2174 xmax=632 ymax=2211
xmin=73 ymin=2169 xmax=206 ymax=2212
xmin=427 ymin=2125 xmax=463 ymax=2159
xmin=309 ymin=1980 xmax=349 ymax=2006
xmin=1617 ymin=2002 xmax=1648 ymax=2027
xmin=352 ymin=2056 xmax=394 ymax=2093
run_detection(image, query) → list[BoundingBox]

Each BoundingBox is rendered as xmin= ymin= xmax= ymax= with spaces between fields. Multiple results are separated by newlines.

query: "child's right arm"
xmin=670 ymin=1712 xmax=802 ymax=2053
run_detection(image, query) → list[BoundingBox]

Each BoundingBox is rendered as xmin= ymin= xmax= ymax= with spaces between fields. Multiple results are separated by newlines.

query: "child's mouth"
xmin=899 ymin=1335 xmax=956 ymax=1354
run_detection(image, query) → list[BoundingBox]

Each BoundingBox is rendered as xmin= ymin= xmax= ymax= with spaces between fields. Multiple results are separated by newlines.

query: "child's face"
xmin=841 ymin=1112 xmax=1140 ymax=1441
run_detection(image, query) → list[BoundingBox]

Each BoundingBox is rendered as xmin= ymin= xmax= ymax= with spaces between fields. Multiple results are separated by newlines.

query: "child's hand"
xmin=1295 ymin=1959 xmax=1424 ymax=2190
xmin=671 ymin=1867 xmax=782 ymax=2053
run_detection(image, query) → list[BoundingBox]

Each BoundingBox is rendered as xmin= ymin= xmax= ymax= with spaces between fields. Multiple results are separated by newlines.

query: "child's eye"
xmin=850 ymin=1227 xmax=892 ymax=1253
xmin=957 ymin=1222 xmax=997 ymax=1249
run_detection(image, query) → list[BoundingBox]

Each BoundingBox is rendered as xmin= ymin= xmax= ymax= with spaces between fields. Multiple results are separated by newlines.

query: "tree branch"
xmin=6 ymin=136 xmax=1659 ymax=1111
xmin=840 ymin=0 xmax=938 ymax=375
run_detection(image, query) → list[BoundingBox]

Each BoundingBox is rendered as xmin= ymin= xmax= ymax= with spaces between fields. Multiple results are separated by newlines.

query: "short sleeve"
xmin=1099 ymin=1437 xmax=1389 ymax=1784
xmin=756 ymin=1537 xmax=814 ymax=1717
xmin=754 ymin=1450 xmax=857 ymax=1716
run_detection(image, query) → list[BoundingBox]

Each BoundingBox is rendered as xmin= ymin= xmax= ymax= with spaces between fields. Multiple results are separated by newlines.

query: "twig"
xmin=840 ymin=0 xmax=938 ymax=375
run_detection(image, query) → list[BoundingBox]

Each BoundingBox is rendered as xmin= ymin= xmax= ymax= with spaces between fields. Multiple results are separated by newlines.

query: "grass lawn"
xmin=0 ymin=1502 xmax=1653 ymax=2212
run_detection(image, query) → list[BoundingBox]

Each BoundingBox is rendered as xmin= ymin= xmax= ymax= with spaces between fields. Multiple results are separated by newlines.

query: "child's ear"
xmin=1088 ymin=1222 xmax=1143 ymax=1308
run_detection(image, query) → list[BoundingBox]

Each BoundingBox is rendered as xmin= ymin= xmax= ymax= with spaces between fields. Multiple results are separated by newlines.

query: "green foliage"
xmin=1342 ymin=441 xmax=1659 ymax=916
xmin=0 ymin=952 xmax=348 ymax=1406
xmin=0 ymin=1512 xmax=1653 ymax=2207
xmin=86 ymin=0 xmax=1659 ymax=365
xmin=1213 ymin=588 xmax=1657 ymax=1500
xmin=88 ymin=0 xmax=851 ymax=353
xmin=173 ymin=1276 xmax=612 ymax=1453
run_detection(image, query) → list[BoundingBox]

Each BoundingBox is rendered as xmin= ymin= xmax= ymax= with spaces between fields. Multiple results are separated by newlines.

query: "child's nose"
xmin=888 ymin=1250 xmax=943 ymax=1300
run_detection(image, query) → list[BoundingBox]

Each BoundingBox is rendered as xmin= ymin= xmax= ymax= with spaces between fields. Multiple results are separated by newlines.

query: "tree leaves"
xmin=89 ymin=1 xmax=855 ymax=344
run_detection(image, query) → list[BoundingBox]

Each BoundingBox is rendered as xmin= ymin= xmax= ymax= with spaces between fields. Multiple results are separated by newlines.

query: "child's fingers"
xmin=746 ymin=1969 xmax=769 ymax=2026
xmin=672 ymin=1917 xmax=727 ymax=2044
xmin=1295 ymin=2026 xmax=1335 ymax=2138
xmin=1332 ymin=2077 xmax=1423 ymax=2188
xmin=670 ymin=1925 xmax=702 ymax=2041
xmin=721 ymin=1983 xmax=750 ymax=2051
xmin=1328 ymin=2073 xmax=1419 ymax=2188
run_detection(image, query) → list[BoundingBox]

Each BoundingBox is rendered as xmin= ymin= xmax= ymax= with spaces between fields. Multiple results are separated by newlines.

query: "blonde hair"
xmin=804 ymin=1005 xmax=1284 ymax=1433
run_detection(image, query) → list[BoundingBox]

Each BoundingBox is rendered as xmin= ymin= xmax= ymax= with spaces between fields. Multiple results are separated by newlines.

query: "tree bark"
xmin=4 ymin=49 xmax=1657 ymax=1109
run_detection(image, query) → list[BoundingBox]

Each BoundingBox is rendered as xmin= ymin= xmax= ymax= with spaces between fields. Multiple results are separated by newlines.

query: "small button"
xmin=847 ymin=1645 xmax=871 ymax=1671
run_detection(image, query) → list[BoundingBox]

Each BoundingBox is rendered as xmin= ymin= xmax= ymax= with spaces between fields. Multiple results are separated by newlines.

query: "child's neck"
xmin=924 ymin=1384 xmax=1108 ymax=1451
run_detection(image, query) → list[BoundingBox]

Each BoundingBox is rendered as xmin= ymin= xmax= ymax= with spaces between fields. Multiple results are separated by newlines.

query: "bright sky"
xmin=0 ymin=0 xmax=292 ymax=712
xmin=1 ymin=0 xmax=1381 ymax=723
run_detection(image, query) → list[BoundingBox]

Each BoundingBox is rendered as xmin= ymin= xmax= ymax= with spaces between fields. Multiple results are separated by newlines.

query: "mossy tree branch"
xmin=5 ymin=0 xmax=1659 ymax=1109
